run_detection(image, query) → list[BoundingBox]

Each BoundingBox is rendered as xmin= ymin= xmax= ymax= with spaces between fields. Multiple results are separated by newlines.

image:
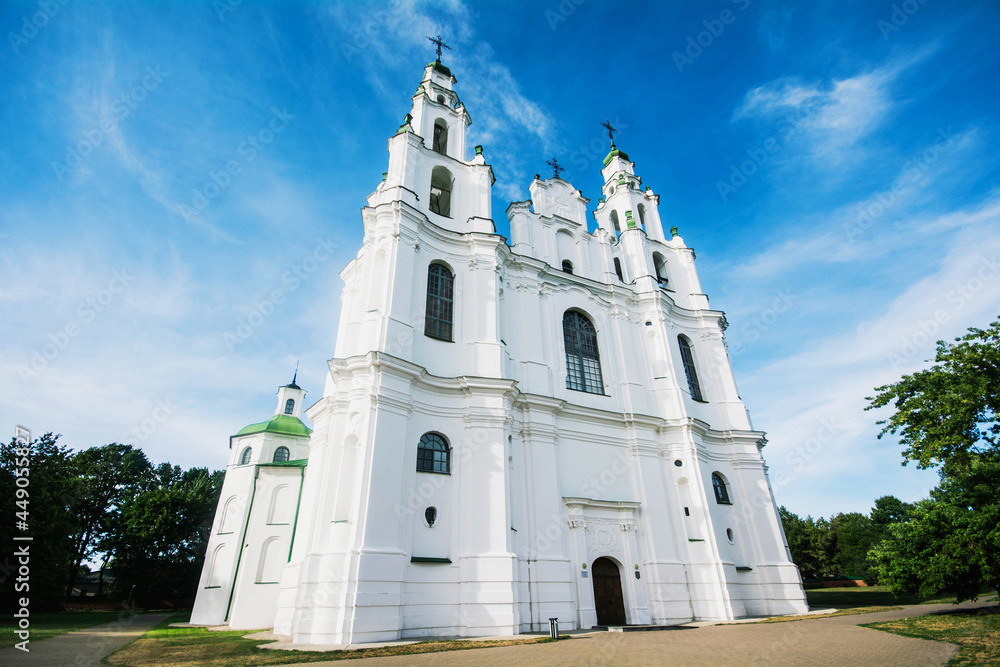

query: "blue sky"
xmin=2 ymin=0 xmax=998 ymax=519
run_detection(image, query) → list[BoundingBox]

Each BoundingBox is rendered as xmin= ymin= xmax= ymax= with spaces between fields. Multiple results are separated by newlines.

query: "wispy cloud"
xmin=732 ymin=47 xmax=938 ymax=164
xmin=320 ymin=0 xmax=554 ymax=199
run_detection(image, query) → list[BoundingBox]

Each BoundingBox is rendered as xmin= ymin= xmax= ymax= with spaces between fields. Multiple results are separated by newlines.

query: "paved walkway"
xmin=0 ymin=612 xmax=171 ymax=667
xmin=291 ymin=602 xmax=990 ymax=667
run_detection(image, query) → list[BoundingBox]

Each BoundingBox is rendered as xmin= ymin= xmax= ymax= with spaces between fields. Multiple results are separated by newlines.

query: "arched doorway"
xmin=592 ymin=557 xmax=626 ymax=626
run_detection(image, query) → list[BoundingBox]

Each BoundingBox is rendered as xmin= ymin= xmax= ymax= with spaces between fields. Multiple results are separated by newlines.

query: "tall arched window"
xmin=610 ymin=210 xmax=621 ymax=239
xmin=429 ymin=166 xmax=453 ymax=217
xmin=424 ymin=263 xmax=454 ymax=341
xmin=433 ymin=119 xmax=449 ymax=155
xmin=637 ymin=203 xmax=647 ymax=229
xmin=653 ymin=252 xmax=668 ymax=288
xmin=273 ymin=446 xmax=290 ymax=463
xmin=712 ymin=472 xmax=731 ymax=504
xmin=284 ymin=398 xmax=295 ymax=415
xmin=677 ymin=335 xmax=703 ymax=401
xmin=614 ymin=257 xmax=624 ymax=282
xmin=416 ymin=432 xmax=450 ymax=473
xmin=564 ymin=310 xmax=604 ymax=394
xmin=239 ymin=447 xmax=252 ymax=465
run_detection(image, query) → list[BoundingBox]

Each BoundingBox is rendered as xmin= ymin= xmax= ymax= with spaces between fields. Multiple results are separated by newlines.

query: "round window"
xmin=674 ymin=459 xmax=683 ymax=467
xmin=437 ymin=95 xmax=445 ymax=104
xmin=425 ymin=506 xmax=438 ymax=527
xmin=726 ymin=528 xmax=734 ymax=543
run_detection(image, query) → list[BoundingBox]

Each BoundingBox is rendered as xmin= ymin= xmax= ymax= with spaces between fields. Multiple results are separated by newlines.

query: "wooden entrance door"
xmin=592 ymin=557 xmax=626 ymax=626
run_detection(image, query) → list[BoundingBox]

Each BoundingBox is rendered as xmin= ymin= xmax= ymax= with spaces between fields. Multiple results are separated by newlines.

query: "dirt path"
xmin=0 ymin=612 xmax=171 ymax=667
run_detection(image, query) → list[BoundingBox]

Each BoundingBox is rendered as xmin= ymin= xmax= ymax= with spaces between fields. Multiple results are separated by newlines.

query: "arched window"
xmin=653 ymin=252 xmax=668 ymax=288
xmin=614 ymin=257 xmax=624 ymax=282
xmin=239 ymin=447 xmax=252 ymax=465
xmin=284 ymin=398 xmax=295 ymax=415
xmin=562 ymin=260 xmax=574 ymax=274
xmin=610 ymin=210 xmax=621 ymax=238
xmin=424 ymin=263 xmax=454 ymax=341
xmin=637 ymin=203 xmax=647 ymax=229
xmin=677 ymin=335 xmax=703 ymax=401
xmin=433 ymin=119 xmax=449 ymax=155
xmin=416 ymin=432 xmax=450 ymax=473
xmin=273 ymin=446 xmax=290 ymax=463
xmin=564 ymin=310 xmax=604 ymax=394
xmin=712 ymin=472 xmax=731 ymax=504
xmin=429 ymin=166 xmax=453 ymax=217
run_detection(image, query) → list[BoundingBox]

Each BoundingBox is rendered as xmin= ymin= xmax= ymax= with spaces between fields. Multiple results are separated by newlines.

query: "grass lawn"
xmin=805 ymin=586 xmax=993 ymax=610
xmin=863 ymin=606 xmax=1000 ymax=666
xmin=104 ymin=614 xmax=559 ymax=667
xmin=0 ymin=610 xmax=128 ymax=649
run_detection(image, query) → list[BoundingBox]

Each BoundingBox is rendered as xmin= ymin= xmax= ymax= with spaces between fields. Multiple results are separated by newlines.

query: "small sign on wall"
xmin=581 ymin=571 xmax=588 ymax=578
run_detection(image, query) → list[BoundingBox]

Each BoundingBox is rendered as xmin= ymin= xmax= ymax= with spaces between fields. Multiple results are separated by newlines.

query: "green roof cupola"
xmin=234 ymin=370 xmax=311 ymax=438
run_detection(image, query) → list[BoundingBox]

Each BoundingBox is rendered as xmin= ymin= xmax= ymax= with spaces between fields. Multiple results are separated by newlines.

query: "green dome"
xmin=236 ymin=414 xmax=312 ymax=438
xmin=603 ymin=147 xmax=630 ymax=167
xmin=428 ymin=59 xmax=453 ymax=78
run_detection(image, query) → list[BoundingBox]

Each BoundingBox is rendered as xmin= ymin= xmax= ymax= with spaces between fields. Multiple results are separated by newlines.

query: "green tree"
xmin=869 ymin=454 xmax=1000 ymax=601
xmin=0 ymin=433 xmax=79 ymax=604
xmin=65 ymin=444 xmax=152 ymax=596
xmin=779 ymin=507 xmax=832 ymax=579
xmin=866 ymin=317 xmax=1000 ymax=601
xmin=828 ymin=512 xmax=876 ymax=579
xmin=867 ymin=319 xmax=1000 ymax=473
xmin=108 ymin=466 xmax=223 ymax=602
xmin=870 ymin=494 xmax=913 ymax=531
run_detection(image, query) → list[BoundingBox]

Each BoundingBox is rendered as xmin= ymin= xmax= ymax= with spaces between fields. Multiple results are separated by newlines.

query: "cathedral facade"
xmin=190 ymin=56 xmax=809 ymax=644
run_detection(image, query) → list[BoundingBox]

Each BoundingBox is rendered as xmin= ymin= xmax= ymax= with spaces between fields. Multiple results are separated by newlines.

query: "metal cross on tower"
xmin=427 ymin=35 xmax=451 ymax=61
xmin=600 ymin=119 xmax=618 ymax=147
xmin=545 ymin=157 xmax=565 ymax=179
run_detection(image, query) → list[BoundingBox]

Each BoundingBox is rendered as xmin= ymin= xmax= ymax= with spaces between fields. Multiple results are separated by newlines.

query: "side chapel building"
xmin=190 ymin=54 xmax=809 ymax=644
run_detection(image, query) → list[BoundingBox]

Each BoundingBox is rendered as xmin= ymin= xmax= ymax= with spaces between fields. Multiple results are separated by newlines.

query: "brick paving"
xmin=1 ymin=601 xmax=987 ymax=666
xmin=297 ymin=602 xmax=988 ymax=667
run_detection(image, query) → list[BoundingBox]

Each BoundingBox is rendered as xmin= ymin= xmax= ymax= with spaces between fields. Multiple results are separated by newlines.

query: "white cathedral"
xmin=190 ymin=54 xmax=809 ymax=644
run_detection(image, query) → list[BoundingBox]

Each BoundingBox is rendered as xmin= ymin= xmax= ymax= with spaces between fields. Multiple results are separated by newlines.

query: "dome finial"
xmin=600 ymin=119 xmax=618 ymax=150
xmin=286 ymin=360 xmax=301 ymax=390
xmin=427 ymin=34 xmax=451 ymax=63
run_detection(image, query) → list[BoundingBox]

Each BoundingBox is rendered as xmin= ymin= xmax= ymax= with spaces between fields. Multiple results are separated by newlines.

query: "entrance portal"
xmin=592 ymin=557 xmax=626 ymax=626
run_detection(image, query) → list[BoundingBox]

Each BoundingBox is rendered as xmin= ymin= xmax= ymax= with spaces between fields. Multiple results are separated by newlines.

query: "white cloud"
xmin=732 ymin=48 xmax=938 ymax=165
xmin=731 ymin=193 xmax=1000 ymax=517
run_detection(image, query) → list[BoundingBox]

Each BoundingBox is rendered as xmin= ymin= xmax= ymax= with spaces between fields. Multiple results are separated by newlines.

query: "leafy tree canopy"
xmin=867 ymin=319 xmax=1000 ymax=472
xmin=869 ymin=453 xmax=1000 ymax=601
